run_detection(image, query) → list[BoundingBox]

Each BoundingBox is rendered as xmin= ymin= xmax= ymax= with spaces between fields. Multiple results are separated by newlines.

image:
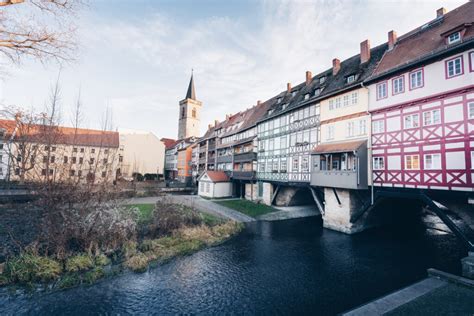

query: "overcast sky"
xmin=0 ymin=0 xmax=467 ymax=139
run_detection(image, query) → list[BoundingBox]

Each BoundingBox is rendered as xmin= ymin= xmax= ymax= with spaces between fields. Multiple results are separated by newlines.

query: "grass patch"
xmin=214 ymin=199 xmax=277 ymax=218
xmin=6 ymin=253 xmax=62 ymax=283
xmin=129 ymin=203 xmax=155 ymax=222
xmin=200 ymin=212 xmax=223 ymax=226
xmin=65 ymin=254 xmax=94 ymax=273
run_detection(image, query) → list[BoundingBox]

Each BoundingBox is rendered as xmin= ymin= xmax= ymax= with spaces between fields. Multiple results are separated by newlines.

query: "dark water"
xmin=0 ymin=216 xmax=466 ymax=315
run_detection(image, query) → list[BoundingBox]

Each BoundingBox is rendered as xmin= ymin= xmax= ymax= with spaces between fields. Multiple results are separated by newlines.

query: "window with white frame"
xmin=409 ymin=69 xmax=423 ymax=89
xmin=335 ymin=97 xmax=341 ymax=108
xmin=319 ymin=76 xmax=325 ymax=84
xmin=470 ymin=51 xmax=474 ymax=72
xmin=405 ymin=155 xmax=420 ymax=170
xmin=373 ymin=157 xmax=384 ymax=170
xmin=347 ymin=121 xmax=355 ymax=137
xmin=392 ymin=76 xmax=404 ymax=94
xmin=314 ymin=88 xmax=321 ymax=96
xmin=329 ymin=100 xmax=334 ymax=110
xmin=359 ymin=119 xmax=367 ymax=135
xmin=280 ymin=158 xmax=287 ymax=172
xmin=446 ymin=56 xmax=463 ymax=78
xmin=351 ymin=92 xmax=358 ymax=104
xmin=424 ymin=153 xmax=441 ymax=170
xmin=372 ymin=120 xmax=385 ymax=133
xmin=304 ymin=93 xmax=310 ymax=100
xmin=423 ymin=109 xmax=441 ymax=125
xmin=343 ymin=95 xmax=349 ymax=106
xmin=347 ymin=75 xmax=355 ymax=84
xmin=327 ymin=125 xmax=334 ymax=140
xmin=376 ymin=82 xmax=387 ymax=100
xmin=471 ymin=152 xmax=474 ymax=170
xmin=447 ymin=32 xmax=460 ymax=44
xmin=469 ymin=102 xmax=474 ymax=119
xmin=301 ymin=157 xmax=309 ymax=172
xmin=292 ymin=157 xmax=299 ymax=172
xmin=404 ymin=113 xmax=419 ymax=129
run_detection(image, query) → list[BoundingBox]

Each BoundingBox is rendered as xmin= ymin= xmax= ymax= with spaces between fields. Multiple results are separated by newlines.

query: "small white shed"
xmin=198 ymin=171 xmax=232 ymax=198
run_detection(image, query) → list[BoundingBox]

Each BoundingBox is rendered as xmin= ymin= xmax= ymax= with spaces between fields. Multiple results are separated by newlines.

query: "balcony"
xmin=208 ymin=143 xmax=216 ymax=151
xmin=207 ymin=157 xmax=215 ymax=164
xmin=311 ymin=170 xmax=367 ymax=189
xmin=216 ymin=155 xmax=232 ymax=163
xmin=199 ymin=157 xmax=206 ymax=164
xmin=234 ymin=151 xmax=257 ymax=163
xmin=232 ymin=170 xmax=256 ymax=180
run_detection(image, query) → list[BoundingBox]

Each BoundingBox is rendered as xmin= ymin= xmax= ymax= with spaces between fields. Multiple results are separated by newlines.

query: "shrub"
xmin=57 ymin=274 xmax=80 ymax=289
xmin=125 ymin=252 xmax=149 ymax=272
xmin=65 ymin=254 xmax=94 ymax=272
xmin=0 ymin=275 xmax=9 ymax=286
xmin=84 ymin=267 xmax=105 ymax=284
xmin=122 ymin=241 xmax=138 ymax=259
xmin=94 ymin=254 xmax=110 ymax=267
xmin=6 ymin=253 xmax=62 ymax=283
xmin=148 ymin=200 xmax=203 ymax=237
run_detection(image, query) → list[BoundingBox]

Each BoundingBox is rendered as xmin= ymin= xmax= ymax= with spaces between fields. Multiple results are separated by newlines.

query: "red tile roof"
xmin=202 ymin=170 xmax=230 ymax=182
xmin=161 ymin=138 xmax=177 ymax=149
xmin=372 ymin=1 xmax=474 ymax=78
xmin=0 ymin=119 xmax=119 ymax=148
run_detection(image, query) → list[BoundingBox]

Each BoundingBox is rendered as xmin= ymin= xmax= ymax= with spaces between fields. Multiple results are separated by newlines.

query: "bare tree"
xmin=0 ymin=0 xmax=81 ymax=64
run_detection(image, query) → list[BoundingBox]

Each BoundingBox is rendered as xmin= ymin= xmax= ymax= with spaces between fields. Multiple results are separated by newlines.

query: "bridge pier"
xmin=322 ymin=188 xmax=373 ymax=234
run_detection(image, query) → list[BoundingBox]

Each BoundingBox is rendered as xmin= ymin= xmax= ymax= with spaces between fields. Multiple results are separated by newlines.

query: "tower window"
xmin=181 ymin=107 xmax=185 ymax=119
xmin=192 ymin=108 xmax=196 ymax=118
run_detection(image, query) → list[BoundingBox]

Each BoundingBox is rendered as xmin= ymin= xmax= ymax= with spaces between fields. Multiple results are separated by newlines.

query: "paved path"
xmin=257 ymin=205 xmax=320 ymax=221
xmin=125 ymin=195 xmax=255 ymax=223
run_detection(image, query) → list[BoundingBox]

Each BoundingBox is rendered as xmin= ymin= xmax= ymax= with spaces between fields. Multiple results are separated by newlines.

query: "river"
xmin=0 ymin=215 xmax=466 ymax=315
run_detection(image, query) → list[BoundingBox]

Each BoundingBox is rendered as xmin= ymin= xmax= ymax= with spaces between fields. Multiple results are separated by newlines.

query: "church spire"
xmin=185 ymin=70 xmax=196 ymax=100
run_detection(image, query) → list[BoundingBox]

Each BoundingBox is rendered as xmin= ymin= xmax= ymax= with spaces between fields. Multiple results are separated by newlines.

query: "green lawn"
xmin=129 ymin=204 xmax=155 ymax=222
xmin=214 ymin=199 xmax=277 ymax=218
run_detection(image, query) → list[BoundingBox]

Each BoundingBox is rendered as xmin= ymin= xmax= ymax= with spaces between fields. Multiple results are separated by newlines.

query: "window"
xmin=423 ymin=109 xmax=441 ymax=125
xmin=103 ymin=158 xmax=108 ymax=164
xmin=51 ymin=147 xmax=56 ymax=152
xmin=304 ymin=93 xmax=310 ymax=100
xmin=49 ymin=169 xmax=53 ymax=175
xmin=277 ymin=97 xmax=282 ymax=104
xmin=181 ymin=107 xmax=185 ymax=119
xmin=347 ymin=121 xmax=355 ymax=137
xmin=72 ymin=156 xmax=77 ymax=164
xmin=329 ymin=100 xmax=334 ymax=110
xmin=192 ymin=108 xmax=196 ymax=118
xmin=351 ymin=92 xmax=358 ymax=104
xmin=373 ymin=157 xmax=384 ymax=170
xmin=101 ymin=171 xmax=106 ymax=178
xmin=446 ymin=56 xmax=463 ymax=78
xmin=343 ymin=95 xmax=349 ymax=107
xmin=64 ymin=156 xmax=68 ymax=163
xmin=91 ymin=149 xmax=96 ymax=154
xmin=41 ymin=169 xmax=46 ymax=176
xmin=469 ymin=102 xmax=474 ymax=119
xmin=346 ymin=75 xmax=355 ymax=83
xmin=327 ymin=125 xmax=334 ymax=140
xmin=372 ymin=120 xmax=385 ymax=133
xmin=301 ymin=157 xmax=309 ymax=172
xmin=405 ymin=155 xmax=420 ymax=170
xmin=376 ymin=82 xmax=387 ymax=100
xmin=90 ymin=158 xmax=95 ymax=164
xmin=292 ymin=157 xmax=299 ymax=172
xmin=424 ymin=154 xmax=441 ymax=170
xmin=392 ymin=76 xmax=404 ymax=95
xmin=73 ymin=147 xmax=78 ymax=153
xmin=359 ymin=119 xmax=367 ymax=135
xmin=291 ymin=91 xmax=297 ymax=97
xmin=80 ymin=148 xmax=84 ymax=153
xmin=319 ymin=76 xmax=325 ymax=84
xmin=404 ymin=114 xmax=419 ymax=129
xmin=314 ymin=88 xmax=320 ymax=96
xmin=79 ymin=157 xmax=83 ymax=164
xmin=470 ymin=52 xmax=474 ymax=72
xmin=280 ymin=158 xmax=287 ymax=172
xmin=409 ymin=69 xmax=423 ymax=89
xmin=447 ymin=32 xmax=460 ymax=44
xmin=70 ymin=170 xmax=75 ymax=176
xmin=335 ymin=97 xmax=341 ymax=108
xmin=272 ymin=160 xmax=279 ymax=172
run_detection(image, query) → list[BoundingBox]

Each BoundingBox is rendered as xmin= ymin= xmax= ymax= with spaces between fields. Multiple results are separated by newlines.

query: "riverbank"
xmin=343 ymin=269 xmax=474 ymax=315
xmin=0 ymin=199 xmax=243 ymax=291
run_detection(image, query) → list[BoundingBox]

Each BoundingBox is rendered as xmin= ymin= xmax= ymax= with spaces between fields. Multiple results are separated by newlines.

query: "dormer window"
xmin=346 ymin=75 xmax=356 ymax=84
xmin=448 ymin=32 xmax=461 ymax=44
xmin=291 ymin=90 xmax=297 ymax=97
xmin=314 ymin=88 xmax=321 ymax=97
xmin=268 ymin=109 xmax=274 ymax=115
xmin=282 ymin=103 xmax=288 ymax=110
xmin=304 ymin=94 xmax=310 ymax=100
xmin=319 ymin=76 xmax=326 ymax=84
xmin=277 ymin=97 xmax=282 ymax=104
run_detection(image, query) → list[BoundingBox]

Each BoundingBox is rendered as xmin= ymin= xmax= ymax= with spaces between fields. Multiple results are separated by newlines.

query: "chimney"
xmin=208 ymin=124 xmax=212 ymax=129
xmin=305 ymin=71 xmax=312 ymax=85
xmin=287 ymin=82 xmax=292 ymax=93
xmin=437 ymin=7 xmax=446 ymax=18
xmin=257 ymin=100 xmax=261 ymax=106
xmin=214 ymin=119 xmax=219 ymax=126
xmin=225 ymin=114 xmax=230 ymax=120
xmin=332 ymin=58 xmax=340 ymax=76
xmin=388 ymin=31 xmax=397 ymax=50
xmin=360 ymin=39 xmax=371 ymax=64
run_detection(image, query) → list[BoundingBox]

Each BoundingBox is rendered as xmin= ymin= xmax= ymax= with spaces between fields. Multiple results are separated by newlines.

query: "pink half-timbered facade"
xmin=368 ymin=3 xmax=474 ymax=192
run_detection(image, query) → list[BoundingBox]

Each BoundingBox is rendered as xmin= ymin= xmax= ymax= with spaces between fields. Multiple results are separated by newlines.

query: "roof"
xmin=312 ymin=140 xmax=367 ymax=154
xmin=0 ymin=119 xmax=119 ymax=148
xmin=199 ymin=170 xmax=230 ymax=182
xmin=160 ymin=138 xmax=177 ymax=149
xmin=258 ymin=43 xmax=388 ymax=123
xmin=186 ymin=73 xmax=196 ymax=100
xmin=370 ymin=2 xmax=474 ymax=79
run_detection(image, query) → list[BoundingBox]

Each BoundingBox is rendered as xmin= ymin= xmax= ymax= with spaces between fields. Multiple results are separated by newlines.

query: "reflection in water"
xmin=0 ymin=215 xmax=466 ymax=315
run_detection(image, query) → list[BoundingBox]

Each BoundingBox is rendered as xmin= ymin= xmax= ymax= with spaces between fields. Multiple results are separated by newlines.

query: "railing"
xmin=234 ymin=151 xmax=257 ymax=162
xmin=207 ymin=157 xmax=215 ymax=164
xmin=216 ymin=155 xmax=232 ymax=163
xmin=232 ymin=170 xmax=256 ymax=180
xmin=208 ymin=143 xmax=216 ymax=151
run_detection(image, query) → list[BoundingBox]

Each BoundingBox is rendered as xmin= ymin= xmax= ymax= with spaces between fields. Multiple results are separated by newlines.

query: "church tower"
xmin=178 ymin=72 xmax=202 ymax=140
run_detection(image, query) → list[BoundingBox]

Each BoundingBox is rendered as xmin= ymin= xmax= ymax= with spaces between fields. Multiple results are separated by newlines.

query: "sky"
xmin=0 ymin=0 xmax=468 ymax=139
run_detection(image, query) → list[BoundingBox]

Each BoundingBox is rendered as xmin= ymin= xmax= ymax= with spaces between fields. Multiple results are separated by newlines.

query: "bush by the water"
xmin=65 ymin=254 xmax=94 ymax=272
xmin=5 ymin=253 xmax=62 ymax=283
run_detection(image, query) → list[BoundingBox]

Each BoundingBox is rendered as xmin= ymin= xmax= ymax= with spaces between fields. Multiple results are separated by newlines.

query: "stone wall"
xmin=245 ymin=183 xmax=258 ymax=201
xmin=262 ymin=182 xmax=274 ymax=206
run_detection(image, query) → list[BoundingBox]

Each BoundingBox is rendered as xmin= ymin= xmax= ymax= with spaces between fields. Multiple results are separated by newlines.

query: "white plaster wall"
xmin=119 ymin=130 xmax=165 ymax=176
xmin=245 ymin=183 xmax=258 ymax=201
xmin=214 ymin=182 xmax=233 ymax=198
xmin=262 ymin=182 xmax=274 ymax=205
xmin=320 ymin=87 xmax=369 ymax=121
xmin=368 ymin=50 xmax=474 ymax=111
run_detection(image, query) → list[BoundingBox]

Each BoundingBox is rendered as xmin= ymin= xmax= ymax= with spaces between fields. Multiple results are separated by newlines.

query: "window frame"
xmin=424 ymin=153 xmax=441 ymax=170
xmin=445 ymin=55 xmax=464 ymax=79
xmin=447 ymin=31 xmax=461 ymax=44
xmin=409 ymin=68 xmax=424 ymax=90
xmin=468 ymin=102 xmax=474 ymax=120
xmin=373 ymin=157 xmax=385 ymax=170
xmin=404 ymin=154 xmax=420 ymax=170
xmin=423 ymin=109 xmax=441 ymax=126
xmin=404 ymin=113 xmax=419 ymax=129
xmin=376 ymin=81 xmax=388 ymax=100
xmin=372 ymin=120 xmax=385 ymax=134
xmin=470 ymin=51 xmax=474 ymax=72
xmin=392 ymin=75 xmax=405 ymax=95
